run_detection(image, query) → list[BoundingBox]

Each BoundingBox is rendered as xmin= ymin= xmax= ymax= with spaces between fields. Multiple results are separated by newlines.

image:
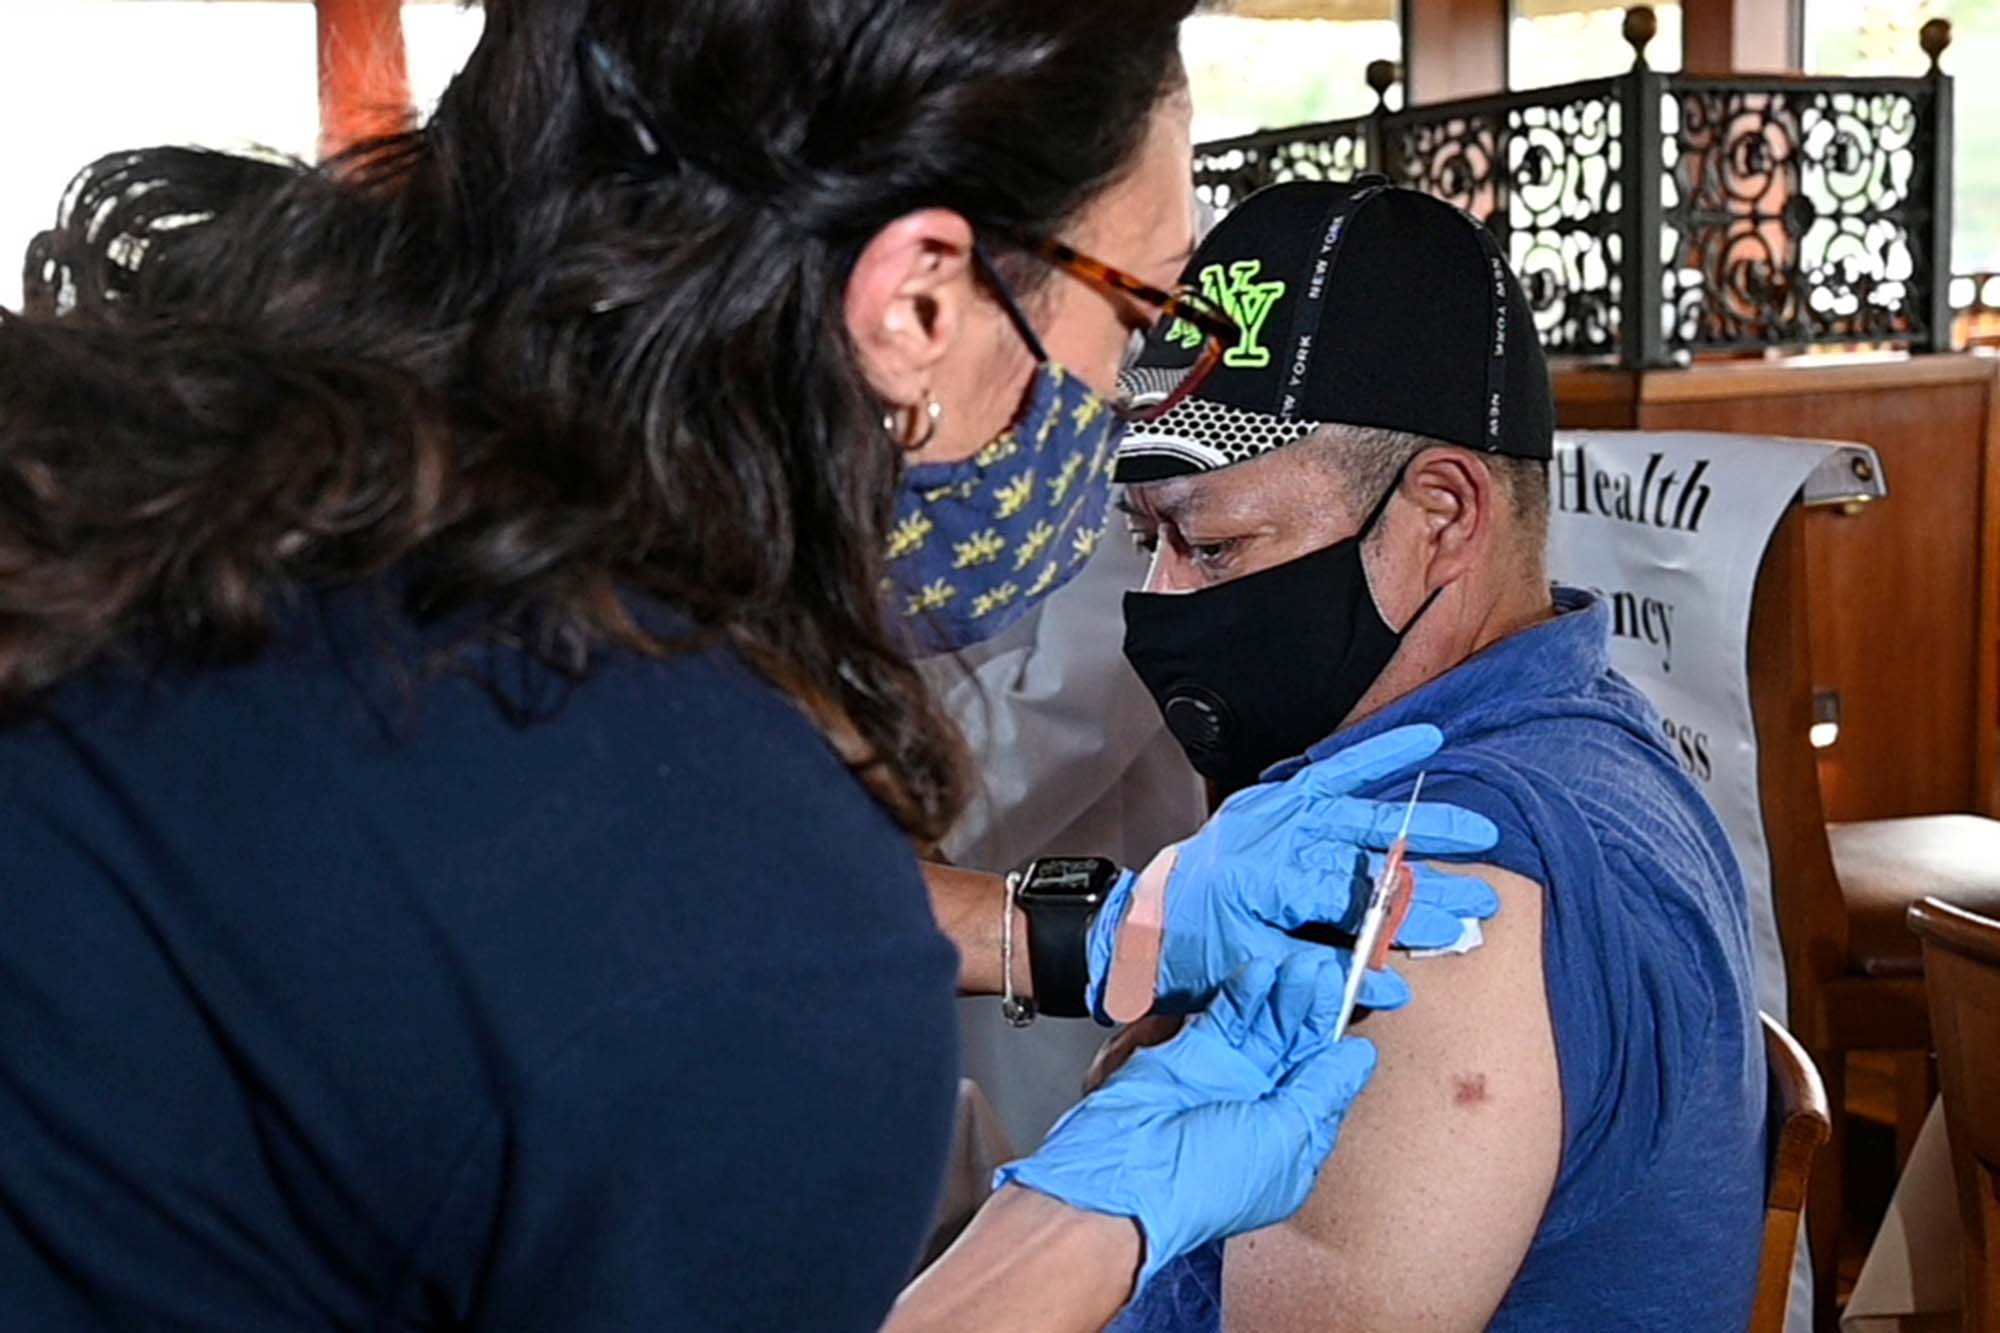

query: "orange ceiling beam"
xmin=317 ymin=0 xmax=413 ymax=158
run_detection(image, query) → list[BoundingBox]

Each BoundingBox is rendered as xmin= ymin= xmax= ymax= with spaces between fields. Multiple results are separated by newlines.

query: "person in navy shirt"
xmin=0 ymin=8 xmax=1507 ymax=1331
xmin=1109 ymin=181 xmax=1766 ymax=1329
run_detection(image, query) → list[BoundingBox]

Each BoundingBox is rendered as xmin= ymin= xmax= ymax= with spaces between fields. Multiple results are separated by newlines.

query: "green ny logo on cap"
xmin=1199 ymin=261 xmax=1287 ymax=369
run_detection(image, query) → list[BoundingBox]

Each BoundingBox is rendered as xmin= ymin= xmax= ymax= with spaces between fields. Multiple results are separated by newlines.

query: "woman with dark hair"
xmin=0 ymin=2 xmax=1494 ymax=1328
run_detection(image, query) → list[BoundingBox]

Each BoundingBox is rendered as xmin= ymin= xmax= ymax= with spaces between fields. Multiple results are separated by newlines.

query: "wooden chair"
xmin=1747 ymin=501 xmax=2000 ymax=1325
xmin=1791 ymin=811 xmax=2000 ymax=1325
xmin=1823 ymin=817 xmax=2000 ymax=1155
xmin=1754 ymin=1013 xmax=1833 ymax=1333
xmin=1908 ymin=897 xmax=2000 ymax=1331
xmin=1748 ymin=499 xmax=1873 ymax=1327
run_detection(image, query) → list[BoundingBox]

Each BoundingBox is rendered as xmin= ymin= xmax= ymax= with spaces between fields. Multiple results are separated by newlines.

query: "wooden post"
xmin=1681 ymin=0 xmax=1801 ymax=75
xmin=1403 ymin=0 xmax=1508 ymax=104
xmin=1922 ymin=20 xmax=1957 ymax=354
xmin=316 ymin=0 xmax=413 ymax=159
xmin=1618 ymin=9 xmax=1669 ymax=369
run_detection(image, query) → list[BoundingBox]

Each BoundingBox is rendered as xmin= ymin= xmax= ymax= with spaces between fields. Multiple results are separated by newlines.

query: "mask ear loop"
xmin=1358 ymin=459 xmax=1408 ymax=539
xmin=1358 ymin=456 xmax=1446 ymax=634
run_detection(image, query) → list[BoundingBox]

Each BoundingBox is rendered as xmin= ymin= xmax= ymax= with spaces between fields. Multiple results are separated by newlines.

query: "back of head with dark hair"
xmin=0 ymin=0 xmax=1199 ymax=840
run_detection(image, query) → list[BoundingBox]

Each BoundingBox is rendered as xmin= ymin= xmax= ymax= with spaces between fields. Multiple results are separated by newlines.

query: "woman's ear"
xmin=845 ymin=210 xmax=979 ymax=410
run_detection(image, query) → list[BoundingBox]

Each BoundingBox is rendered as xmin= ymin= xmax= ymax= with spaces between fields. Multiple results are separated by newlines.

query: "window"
xmin=1183 ymin=1 xmax=1402 ymax=145
xmin=0 ymin=0 xmax=484 ymax=312
xmin=1511 ymin=0 xmax=1684 ymax=89
xmin=1806 ymin=0 xmax=2000 ymax=274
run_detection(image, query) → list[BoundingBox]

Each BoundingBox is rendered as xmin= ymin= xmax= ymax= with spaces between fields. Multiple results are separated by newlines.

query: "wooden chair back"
xmin=1752 ymin=1012 xmax=1833 ymax=1333
xmin=1747 ymin=505 xmax=1846 ymax=1042
xmin=1754 ymin=497 xmax=1938 ymax=1328
xmin=1908 ymin=896 xmax=2000 ymax=1332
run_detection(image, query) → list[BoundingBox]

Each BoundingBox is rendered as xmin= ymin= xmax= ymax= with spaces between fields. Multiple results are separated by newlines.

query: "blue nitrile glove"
xmin=1087 ymin=723 xmax=1501 ymax=1019
xmin=996 ymin=952 xmax=1375 ymax=1287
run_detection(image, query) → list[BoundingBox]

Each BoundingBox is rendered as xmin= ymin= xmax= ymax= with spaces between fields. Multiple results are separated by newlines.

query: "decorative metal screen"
xmin=1662 ymin=78 xmax=1942 ymax=354
xmin=1193 ymin=120 xmax=1371 ymax=214
xmin=1383 ymin=81 xmax=1626 ymax=358
xmin=1187 ymin=60 xmax=1952 ymax=367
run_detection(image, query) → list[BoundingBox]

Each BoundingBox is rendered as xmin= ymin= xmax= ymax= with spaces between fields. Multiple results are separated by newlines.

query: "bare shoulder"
xmin=1223 ymin=863 xmax=1561 ymax=1332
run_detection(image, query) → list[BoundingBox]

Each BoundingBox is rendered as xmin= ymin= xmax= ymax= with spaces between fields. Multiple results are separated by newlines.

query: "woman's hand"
xmin=1087 ymin=723 xmax=1501 ymax=1018
xmin=997 ymin=952 xmax=1377 ymax=1287
xmin=1081 ymin=1014 xmax=1183 ymax=1097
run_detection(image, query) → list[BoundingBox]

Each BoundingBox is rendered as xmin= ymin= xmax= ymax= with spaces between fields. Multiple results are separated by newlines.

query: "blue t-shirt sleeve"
xmin=1112 ymin=756 xmax=1744 ymax=1328
xmin=1362 ymin=766 xmax=1551 ymax=888
xmin=1107 ymin=1238 xmax=1223 ymax=1333
xmin=1540 ymin=840 xmax=1726 ymax=1239
xmin=1360 ymin=764 xmax=1722 ymax=1237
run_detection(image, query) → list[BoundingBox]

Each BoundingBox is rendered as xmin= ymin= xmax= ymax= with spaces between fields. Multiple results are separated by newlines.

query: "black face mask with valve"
xmin=1121 ymin=476 xmax=1436 ymax=794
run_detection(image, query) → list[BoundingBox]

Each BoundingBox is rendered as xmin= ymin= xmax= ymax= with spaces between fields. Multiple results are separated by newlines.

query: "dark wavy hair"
xmin=0 ymin=0 xmax=1198 ymax=840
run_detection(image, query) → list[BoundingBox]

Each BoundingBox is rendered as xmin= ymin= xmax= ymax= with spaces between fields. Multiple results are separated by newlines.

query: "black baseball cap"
xmin=1114 ymin=179 xmax=1553 ymax=483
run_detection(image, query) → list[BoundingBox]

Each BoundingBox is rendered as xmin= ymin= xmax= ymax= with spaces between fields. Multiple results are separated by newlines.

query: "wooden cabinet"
xmin=1556 ymin=354 xmax=2000 ymax=821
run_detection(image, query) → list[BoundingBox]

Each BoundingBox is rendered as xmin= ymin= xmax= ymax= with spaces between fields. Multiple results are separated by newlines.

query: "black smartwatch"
xmin=1013 ymin=856 xmax=1121 ymax=1019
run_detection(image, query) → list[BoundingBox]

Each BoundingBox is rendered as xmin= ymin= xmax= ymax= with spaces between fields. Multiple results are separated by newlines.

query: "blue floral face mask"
xmin=885 ymin=362 xmax=1125 ymax=655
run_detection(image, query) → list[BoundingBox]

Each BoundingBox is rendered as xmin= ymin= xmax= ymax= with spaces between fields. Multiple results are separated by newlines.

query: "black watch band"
xmin=1015 ymin=856 xmax=1121 ymax=1019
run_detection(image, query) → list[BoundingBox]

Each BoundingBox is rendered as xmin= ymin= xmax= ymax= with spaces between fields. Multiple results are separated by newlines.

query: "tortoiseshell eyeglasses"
xmin=973 ymin=227 xmax=1239 ymax=423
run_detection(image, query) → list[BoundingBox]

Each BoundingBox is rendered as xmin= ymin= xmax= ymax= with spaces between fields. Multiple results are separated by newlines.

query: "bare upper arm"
xmin=1222 ymin=863 xmax=1561 ymax=1331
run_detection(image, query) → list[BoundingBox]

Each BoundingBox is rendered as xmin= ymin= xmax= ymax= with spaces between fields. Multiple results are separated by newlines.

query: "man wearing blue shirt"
xmin=1106 ymin=180 xmax=1767 ymax=1330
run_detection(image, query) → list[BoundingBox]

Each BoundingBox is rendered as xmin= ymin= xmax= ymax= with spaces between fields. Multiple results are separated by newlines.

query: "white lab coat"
xmin=922 ymin=535 xmax=1206 ymax=1150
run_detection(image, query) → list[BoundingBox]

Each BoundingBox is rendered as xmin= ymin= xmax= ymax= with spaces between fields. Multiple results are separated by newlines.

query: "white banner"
xmin=1547 ymin=431 xmax=1835 ymax=1025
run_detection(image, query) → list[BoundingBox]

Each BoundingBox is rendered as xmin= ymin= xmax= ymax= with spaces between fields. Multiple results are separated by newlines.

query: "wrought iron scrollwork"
xmin=1186 ymin=59 xmax=1951 ymax=365
xmin=1663 ymin=82 xmax=1937 ymax=352
xmin=1385 ymin=110 xmax=1504 ymax=219
xmin=1507 ymin=95 xmax=1625 ymax=357
xmin=1192 ymin=122 xmax=1370 ymax=215
xmin=1381 ymin=86 xmax=1624 ymax=358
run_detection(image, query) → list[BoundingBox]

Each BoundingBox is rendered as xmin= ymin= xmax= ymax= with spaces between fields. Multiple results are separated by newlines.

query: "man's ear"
xmin=844 ymin=210 xmax=979 ymax=410
xmin=1403 ymin=447 xmax=1496 ymax=592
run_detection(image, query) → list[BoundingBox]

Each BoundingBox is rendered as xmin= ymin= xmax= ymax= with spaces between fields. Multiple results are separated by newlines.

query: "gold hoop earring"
xmin=889 ymin=395 xmax=944 ymax=453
